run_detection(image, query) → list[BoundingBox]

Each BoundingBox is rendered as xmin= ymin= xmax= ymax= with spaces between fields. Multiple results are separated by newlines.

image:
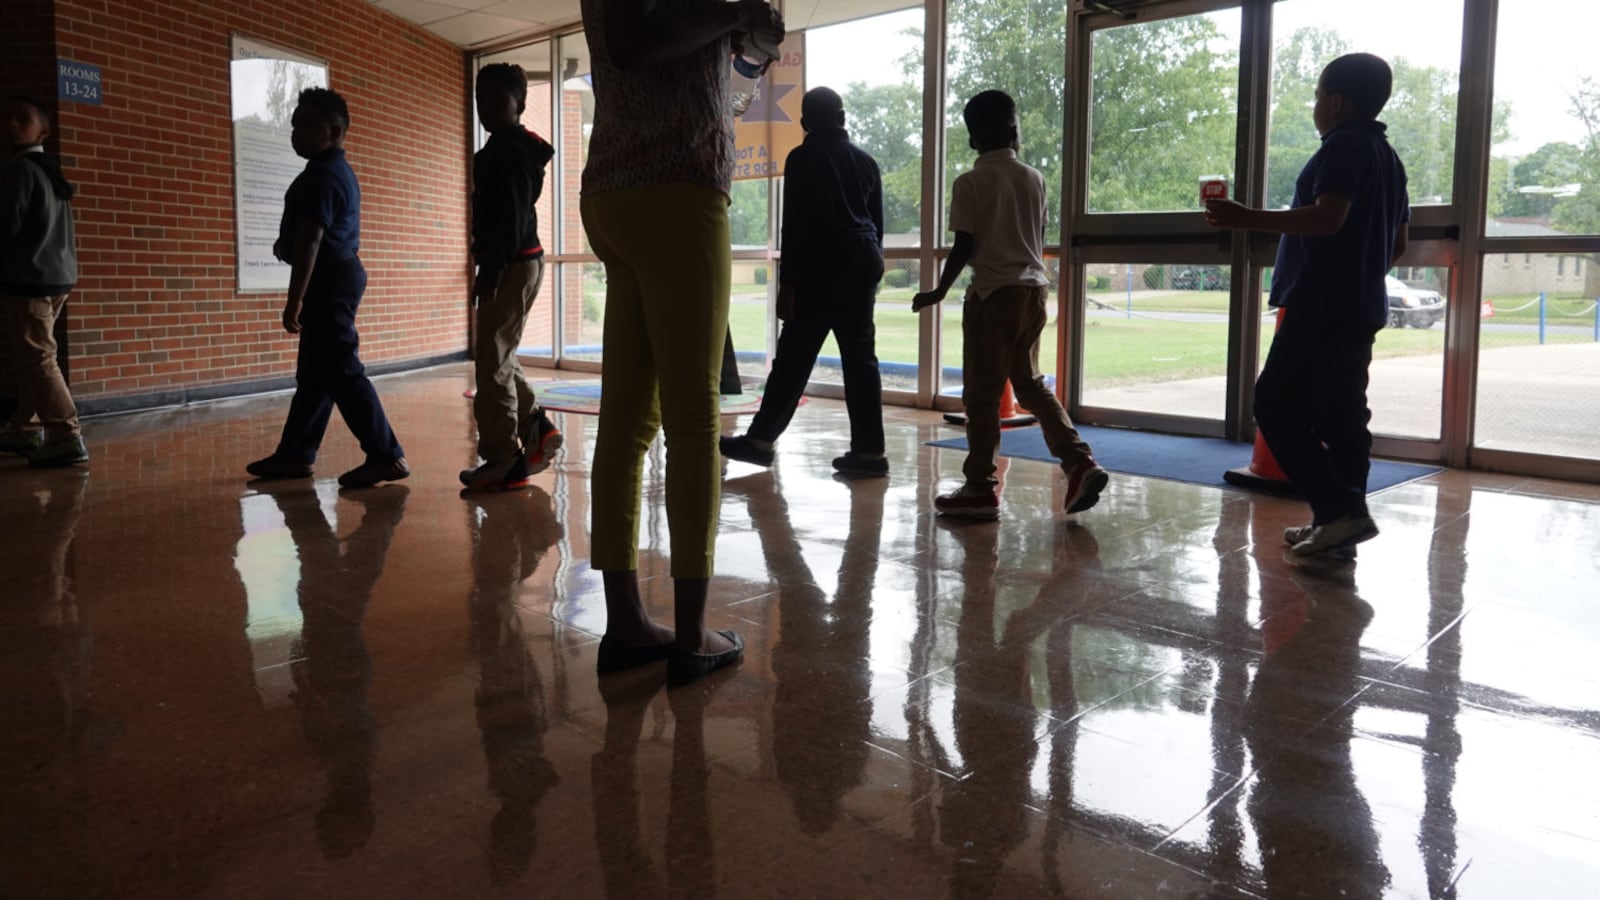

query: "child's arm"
xmin=1391 ymin=222 xmax=1408 ymax=265
xmin=281 ymin=219 xmax=324 ymax=334
xmin=1204 ymin=194 xmax=1352 ymax=237
xmin=911 ymin=231 xmax=974 ymax=312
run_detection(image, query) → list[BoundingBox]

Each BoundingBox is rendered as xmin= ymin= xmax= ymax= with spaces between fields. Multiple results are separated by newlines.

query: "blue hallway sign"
xmin=57 ymin=60 xmax=103 ymax=105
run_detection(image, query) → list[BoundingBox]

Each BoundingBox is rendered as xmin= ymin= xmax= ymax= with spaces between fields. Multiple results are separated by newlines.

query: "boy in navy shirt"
xmin=1206 ymin=53 xmax=1410 ymax=563
xmin=463 ymin=63 xmax=559 ymax=492
xmin=247 ymin=88 xmax=408 ymax=489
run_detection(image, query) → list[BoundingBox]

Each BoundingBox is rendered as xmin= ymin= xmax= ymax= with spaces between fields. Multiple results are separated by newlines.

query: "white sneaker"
xmin=1290 ymin=515 xmax=1378 ymax=557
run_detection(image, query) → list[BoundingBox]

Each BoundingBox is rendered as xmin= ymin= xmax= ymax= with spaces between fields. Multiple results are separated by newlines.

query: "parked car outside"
xmin=1171 ymin=266 xmax=1230 ymax=291
xmin=1386 ymin=275 xmax=1445 ymax=328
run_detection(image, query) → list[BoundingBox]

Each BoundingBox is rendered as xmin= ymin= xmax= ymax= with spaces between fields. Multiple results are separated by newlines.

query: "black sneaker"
xmin=339 ymin=456 xmax=410 ymax=489
xmin=832 ymin=452 xmax=888 ymax=478
xmin=246 ymin=454 xmax=312 ymax=480
xmin=720 ymin=434 xmax=775 ymax=467
xmin=459 ymin=456 xmax=530 ymax=492
xmin=29 ymin=435 xmax=89 ymax=468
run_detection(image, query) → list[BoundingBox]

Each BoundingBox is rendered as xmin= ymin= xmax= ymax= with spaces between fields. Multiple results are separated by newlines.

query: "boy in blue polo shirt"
xmin=247 ymin=88 xmax=408 ymax=489
xmin=1206 ymin=53 xmax=1410 ymax=563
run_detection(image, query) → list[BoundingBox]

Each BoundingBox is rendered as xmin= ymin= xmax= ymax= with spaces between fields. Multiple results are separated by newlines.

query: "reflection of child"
xmin=246 ymin=88 xmax=408 ymax=488
xmin=1206 ymin=53 xmax=1411 ymax=562
xmin=1 ymin=96 xmax=87 ymax=467
xmin=912 ymin=90 xmax=1106 ymax=520
xmin=462 ymin=63 xmax=559 ymax=492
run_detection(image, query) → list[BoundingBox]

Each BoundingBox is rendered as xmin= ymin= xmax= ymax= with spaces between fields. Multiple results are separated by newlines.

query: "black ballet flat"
xmin=596 ymin=635 xmax=674 ymax=675
xmin=666 ymin=630 xmax=744 ymax=687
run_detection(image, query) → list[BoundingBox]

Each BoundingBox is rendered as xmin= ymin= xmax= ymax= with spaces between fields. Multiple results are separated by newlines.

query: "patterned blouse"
xmin=580 ymin=0 xmax=735 ymax=197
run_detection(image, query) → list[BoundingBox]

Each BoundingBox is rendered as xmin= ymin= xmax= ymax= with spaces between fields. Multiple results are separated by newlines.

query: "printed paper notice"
xmin=231 ymin=36 xmax=327 ymax=291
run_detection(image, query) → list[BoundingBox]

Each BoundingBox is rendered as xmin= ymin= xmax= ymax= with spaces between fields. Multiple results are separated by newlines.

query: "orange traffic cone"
xmin=1222 ymin=309 xmax=1296 ymax=494
xmin=998 ymin=380 xmax=1037 ymax=428
xmin=942 ymin=380 xmax=1038 ymax=429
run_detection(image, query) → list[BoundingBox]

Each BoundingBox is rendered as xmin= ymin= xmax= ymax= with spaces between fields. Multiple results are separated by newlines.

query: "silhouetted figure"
xmin=737 ymin=472 xmax=882 ymax=834
xmin=1207 ymin=54 xmax=1411 ymax=563
xmin=467 ymin=487 xmax=563 ymax=882
xmin=720 ymin=87 xmax=888 ymax=478
xmin=940 ymin=521 xmax=1073 ymax=898
xmin=278 ymin=484 xmax=407 ymax=859
xmin=1244 ymin=569 xmax=1389 ymax=899
xmin=590 ymin=675 xmax=669 ymax=900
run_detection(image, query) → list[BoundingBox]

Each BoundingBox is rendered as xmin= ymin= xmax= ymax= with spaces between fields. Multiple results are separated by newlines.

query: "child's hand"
xmin=1204 ymin=198 xmax=1252 ymax=230
xmin=282 ymin=302 xmax=302 ymax=335
xmin=911 ymin=289 xmax=944 ymax=312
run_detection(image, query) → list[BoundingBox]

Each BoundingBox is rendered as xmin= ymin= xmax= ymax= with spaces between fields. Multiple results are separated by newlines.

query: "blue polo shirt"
xmin=1268 ymin=120 xmax=1410 ymax=327
xmin=279 ymin=146 xmax=360 ymax=259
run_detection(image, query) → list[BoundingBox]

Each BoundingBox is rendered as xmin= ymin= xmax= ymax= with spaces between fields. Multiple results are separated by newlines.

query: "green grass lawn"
xmin=1090 ymin=288 xmax=1600 ymax=326
xmin=638 ymin=283 xmax=1597 ymax=391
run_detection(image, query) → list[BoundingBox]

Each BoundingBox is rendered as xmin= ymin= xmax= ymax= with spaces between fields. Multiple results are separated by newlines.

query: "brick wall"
xmin=48 ymin=0 xmax=469 ymax=404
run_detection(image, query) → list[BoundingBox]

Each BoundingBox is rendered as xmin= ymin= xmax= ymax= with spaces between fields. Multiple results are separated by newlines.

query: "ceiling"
xmin=369 ymin=0 xmax=920 ymax=50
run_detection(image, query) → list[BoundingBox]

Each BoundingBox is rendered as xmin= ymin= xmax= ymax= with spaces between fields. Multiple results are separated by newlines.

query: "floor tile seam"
xmin=1377 ymin=606 xmax=1473 ymax=679
xmin=861 ymin=735 xmax=967 ymax=783
xmin=1022 ymin=659 xmax=1196 ymax=735
xmin=1147 ymin=769 xmax=1262 ymax=854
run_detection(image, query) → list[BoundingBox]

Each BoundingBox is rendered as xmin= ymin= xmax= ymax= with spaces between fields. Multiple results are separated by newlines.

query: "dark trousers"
xmin=748 ymin=239 xmax=884 ymax=454
xmin=1253 ymin=310 xmax=1379 ymax=525
xmin=276 ymin=258 xmax=404 ymax=465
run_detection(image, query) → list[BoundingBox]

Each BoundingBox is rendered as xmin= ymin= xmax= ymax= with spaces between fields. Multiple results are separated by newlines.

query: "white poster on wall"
xmin=230 ymin=36 xmax=328 ymax=292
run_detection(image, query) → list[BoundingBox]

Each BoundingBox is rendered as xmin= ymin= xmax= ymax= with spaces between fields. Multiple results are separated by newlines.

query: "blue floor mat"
xmin=927 ymin=424 xmax=1441 ymax=494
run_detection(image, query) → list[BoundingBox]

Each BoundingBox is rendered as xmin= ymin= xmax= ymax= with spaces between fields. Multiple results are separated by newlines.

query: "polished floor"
xmin=3 ymin=364 xmax=1599 ymax=899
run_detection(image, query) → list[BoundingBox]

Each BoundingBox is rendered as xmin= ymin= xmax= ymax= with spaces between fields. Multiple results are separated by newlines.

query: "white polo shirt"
xmin=948 ymin=148 xmax=1050 ymax=300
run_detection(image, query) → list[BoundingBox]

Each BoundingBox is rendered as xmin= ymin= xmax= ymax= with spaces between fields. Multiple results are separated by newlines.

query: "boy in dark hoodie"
xmin=0 ymin=96 xmax=86 ymax=468
xmin=462 ymin=63 xmax=559 ymax=492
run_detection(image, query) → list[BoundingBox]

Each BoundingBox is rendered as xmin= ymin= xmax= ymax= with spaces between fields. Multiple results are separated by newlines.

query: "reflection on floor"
xmin=2 ymin=364 xmax=1598 ymax=898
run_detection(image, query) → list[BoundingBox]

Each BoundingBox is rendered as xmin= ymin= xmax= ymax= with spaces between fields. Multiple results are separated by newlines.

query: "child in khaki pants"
xmin=913 ymin=90 xmax=1106 ymax=520
xmin=1 ymin=96 xmax=86 ymax=468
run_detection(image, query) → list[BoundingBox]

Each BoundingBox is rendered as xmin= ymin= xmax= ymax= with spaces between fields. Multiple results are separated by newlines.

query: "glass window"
xmin=1474 ymin=252 xmax=1600 ymax=459
xmin=1081 ymin=261 xmax=1237 ymax=420
xmin=728 ymin=257 xmax=771 ymax=377
xmin=946 ymin=0 xmax=1066 ymax=240
xmin=562 ymin=262 xmax=606 ymax=363
xmin=807 ymin=7 xmax=925 ymax=246
xmin=1488 ymin=0 xmax=1600 ymax=237
xmin=1269 ymin=1 xmax=1462 ymax=210
xmin=1087 ymin=10 xmax=1240 ymax=214
xmin=558 ymin=35 xmax=593 ymax=255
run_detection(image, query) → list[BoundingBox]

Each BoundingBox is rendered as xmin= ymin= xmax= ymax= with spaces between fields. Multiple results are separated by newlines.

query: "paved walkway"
xmin=1085 ymin=342 xmax=1600 ymax=458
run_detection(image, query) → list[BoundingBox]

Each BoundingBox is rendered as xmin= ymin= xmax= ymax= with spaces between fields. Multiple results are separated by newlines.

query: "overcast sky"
xmin=804 ymin=1 xmax=1597 ymax=158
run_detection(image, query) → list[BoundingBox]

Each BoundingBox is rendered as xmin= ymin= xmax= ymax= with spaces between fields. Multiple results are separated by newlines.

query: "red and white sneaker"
xmin=523 ymin=413 xmax=563 ymax=476
xmin=1063 ymin=458 xmax=1109 ymax=514
xmin=934 ymin=484 xmax=1000 ymax=520
xmin=459 ymin=456 xmax=531 ymax=493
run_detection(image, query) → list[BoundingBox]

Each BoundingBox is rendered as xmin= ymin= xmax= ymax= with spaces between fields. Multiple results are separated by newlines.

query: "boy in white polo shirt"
xmin=912 ymin=90 xmax=1106 ymax=519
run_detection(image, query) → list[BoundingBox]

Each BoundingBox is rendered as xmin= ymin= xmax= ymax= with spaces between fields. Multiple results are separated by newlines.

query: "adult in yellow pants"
xmin=579 ymin=0 xmax=785 ymax=686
